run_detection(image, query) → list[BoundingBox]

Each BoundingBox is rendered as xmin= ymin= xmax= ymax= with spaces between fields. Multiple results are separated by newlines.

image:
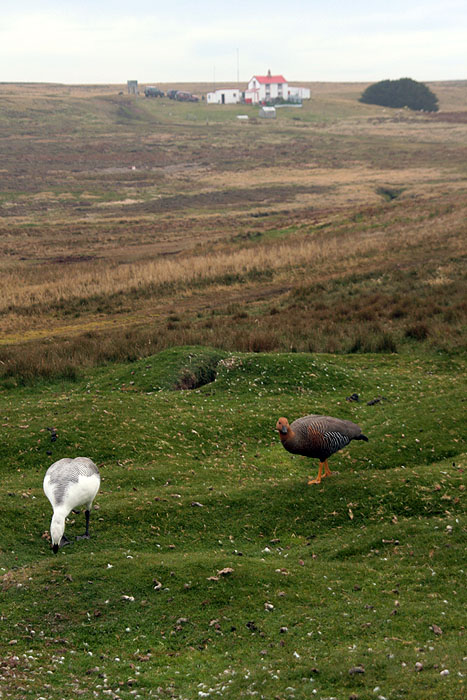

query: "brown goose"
xmin=276 ymin=414 xmax=368 ymax=484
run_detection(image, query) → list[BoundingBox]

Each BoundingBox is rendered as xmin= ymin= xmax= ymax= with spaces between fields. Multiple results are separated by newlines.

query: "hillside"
xmin=0 ymin=82 xmax=465 ymax=697
xmin=1 ymin=347 xmax=466 ymax=699
xmin=0 ymin=81 xmax=466 ymax=380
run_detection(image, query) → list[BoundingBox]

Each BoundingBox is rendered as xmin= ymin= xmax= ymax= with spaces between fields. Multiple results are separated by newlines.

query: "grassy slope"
xmin=1 ymin=347 xmax=465 ymax=699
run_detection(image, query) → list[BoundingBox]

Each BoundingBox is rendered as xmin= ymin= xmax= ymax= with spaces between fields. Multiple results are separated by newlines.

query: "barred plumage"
xmin=43 ymin=457 xmax=101 ymax=553
xmin=276 ymin=414 xmax=368 ymax=484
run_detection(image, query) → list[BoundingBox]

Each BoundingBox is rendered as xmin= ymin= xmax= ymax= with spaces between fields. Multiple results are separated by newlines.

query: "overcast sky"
xmin=2 ymin=0 xmax=466 ymax=84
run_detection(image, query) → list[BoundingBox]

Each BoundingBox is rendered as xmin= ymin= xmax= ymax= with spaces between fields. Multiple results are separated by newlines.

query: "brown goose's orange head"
xmin=276 ymin=417 xmax=290 ymax=440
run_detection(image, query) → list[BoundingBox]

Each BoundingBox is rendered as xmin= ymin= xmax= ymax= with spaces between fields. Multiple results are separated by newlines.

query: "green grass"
xmin=1 ymin=347 xmax=465 ymax=699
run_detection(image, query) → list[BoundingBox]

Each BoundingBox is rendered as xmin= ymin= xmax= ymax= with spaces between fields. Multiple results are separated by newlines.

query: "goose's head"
xmin=50 ymin=514 xmax=65 ymax=554
xmin=276 ymin=417 xmax=290 ymax=438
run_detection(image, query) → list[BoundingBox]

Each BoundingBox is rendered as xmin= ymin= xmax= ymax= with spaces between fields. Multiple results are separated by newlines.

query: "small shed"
xmin=207 ymin=88 xmax=242 ymax=104
xmin=259 ymin=106 xmax=276 ymax=119
xmin=288 ymin=86 xmax=311 ymax=100
xmin=127 ymin=80 xmax=138 ymax=95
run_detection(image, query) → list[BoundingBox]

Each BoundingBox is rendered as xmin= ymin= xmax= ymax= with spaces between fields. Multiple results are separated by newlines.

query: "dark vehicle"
xmin=144 ymin=86 xmax=164 ymax=97
xmin=166 ymin=89 xmax=179 ymax=99
xmin=175 ymin=91 xmax=200 ymax=102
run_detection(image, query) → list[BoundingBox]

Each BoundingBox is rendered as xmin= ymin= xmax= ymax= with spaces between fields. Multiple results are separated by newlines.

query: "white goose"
xmin=43 ymin=457 xmax=101 ymax=553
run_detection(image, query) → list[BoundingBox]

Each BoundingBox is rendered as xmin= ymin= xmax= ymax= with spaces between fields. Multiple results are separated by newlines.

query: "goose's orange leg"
xmin=323 ymin=459 xmax=332 ymax=477
xmin=308 ymin=462 xmax=324 ymax=485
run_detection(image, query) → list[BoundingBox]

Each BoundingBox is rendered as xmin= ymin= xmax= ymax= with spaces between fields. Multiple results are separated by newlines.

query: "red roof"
xmin=253 ymin=74 xmax=287 ymax=85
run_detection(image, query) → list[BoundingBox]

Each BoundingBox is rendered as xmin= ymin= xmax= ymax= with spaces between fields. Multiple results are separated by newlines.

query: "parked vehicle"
xmin=175 ymin=91 xmax=199 ymax=102
xmin=166 ymin=89 xmax=179 ymax=99
xmin=144 ymin=86 xmax=164 ymax=97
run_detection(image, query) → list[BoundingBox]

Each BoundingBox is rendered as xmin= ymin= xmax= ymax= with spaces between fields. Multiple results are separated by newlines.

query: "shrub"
xmin=405 ymin=322 xmax=430 ymax=340
xmin=376 ymin=186 xmax=405 ymax=201
xmin=360 ymin=78 xmax=439 ymax=112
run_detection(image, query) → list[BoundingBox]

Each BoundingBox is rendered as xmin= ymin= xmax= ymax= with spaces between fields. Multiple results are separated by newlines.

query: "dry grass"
xmin=0 ymin=222 xmax=413 ymax=312
xmin=2 ymin=205 xmax=463 ymax=313
xmin=0 ymin=80 xmax=466 ymax=377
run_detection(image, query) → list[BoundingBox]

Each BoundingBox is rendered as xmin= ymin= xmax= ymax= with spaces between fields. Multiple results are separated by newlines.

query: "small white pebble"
xmin=440 ymin=669 xmax=449 ymax=676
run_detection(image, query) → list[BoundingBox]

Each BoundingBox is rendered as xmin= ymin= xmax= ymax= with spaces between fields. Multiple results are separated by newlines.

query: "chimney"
xmin=268 ymin=69 xmax=271 ymax=77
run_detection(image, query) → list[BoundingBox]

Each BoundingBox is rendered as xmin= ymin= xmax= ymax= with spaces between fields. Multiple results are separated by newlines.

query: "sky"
xmin=1 ymin=0 xmax=466 ymax=84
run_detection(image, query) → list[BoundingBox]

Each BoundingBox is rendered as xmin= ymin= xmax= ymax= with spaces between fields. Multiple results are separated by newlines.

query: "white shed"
xmin=207 ymin=88 xmax=242 ymax=104
xmin=288 ymin=86 xmax=311 ymax=100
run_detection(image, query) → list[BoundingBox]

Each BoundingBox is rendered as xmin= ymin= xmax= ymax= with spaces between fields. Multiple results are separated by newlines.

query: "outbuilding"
xmin=207 ymin=88 xmax=242 ymax=104
xmin=288 ymin=86 xmax=311 ymax=100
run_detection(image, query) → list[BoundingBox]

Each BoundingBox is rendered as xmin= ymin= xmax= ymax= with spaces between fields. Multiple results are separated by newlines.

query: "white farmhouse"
xmin=207 ymin=88 xmax=242 ymax=104
xmin=245 ymin=70 xmax=288 ymax=104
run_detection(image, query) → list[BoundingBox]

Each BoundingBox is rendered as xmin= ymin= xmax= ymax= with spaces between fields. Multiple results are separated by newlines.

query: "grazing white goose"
xmin=43 ymin=457 xmax=101 ymax=553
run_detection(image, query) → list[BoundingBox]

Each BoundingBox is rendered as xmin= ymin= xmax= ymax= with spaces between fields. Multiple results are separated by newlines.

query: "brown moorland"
xmin=0 ymin=80 xmax=465 ymax=380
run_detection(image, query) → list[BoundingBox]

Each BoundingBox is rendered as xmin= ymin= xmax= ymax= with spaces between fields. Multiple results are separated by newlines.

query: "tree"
xmin=359 ymin=78 xmax=439 ymax=112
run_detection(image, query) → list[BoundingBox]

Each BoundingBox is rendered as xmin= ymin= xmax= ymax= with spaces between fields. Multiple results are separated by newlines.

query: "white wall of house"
xmin=207 ymin=88 xmax=241 ymax=104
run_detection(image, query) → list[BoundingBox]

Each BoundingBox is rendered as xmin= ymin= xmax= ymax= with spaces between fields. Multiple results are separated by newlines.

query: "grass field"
xmin=0 ymin=81 xmax=466 ymax=699
xmin=1 ymin=347 xmax=466 ymax=699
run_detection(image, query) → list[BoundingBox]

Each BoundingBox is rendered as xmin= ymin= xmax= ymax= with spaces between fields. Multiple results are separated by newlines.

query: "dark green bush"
xmin=360 ymin=78 xmax=439 ymax=112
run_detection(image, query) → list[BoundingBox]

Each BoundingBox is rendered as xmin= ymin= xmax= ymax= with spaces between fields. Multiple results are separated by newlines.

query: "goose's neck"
xmin=280 ymin=427 xmax=295 ymax=445
xmin=50 ymin=512 xmax=66 ymax=546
